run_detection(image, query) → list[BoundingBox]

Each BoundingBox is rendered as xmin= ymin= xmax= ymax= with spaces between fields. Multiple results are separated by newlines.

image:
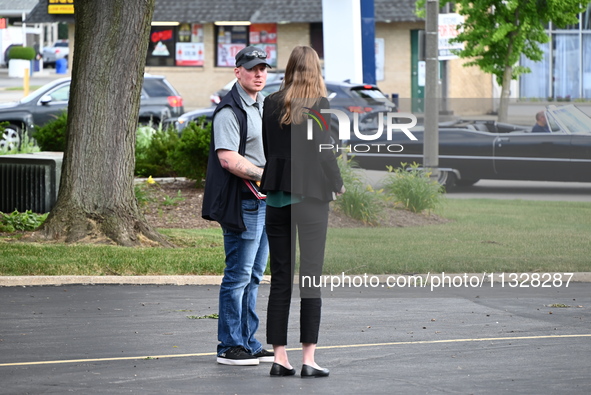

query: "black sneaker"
xmin=253 ymin=349 xmax=274 ymax=363
xmin=217 ymin=347 xmax=260 ymax=366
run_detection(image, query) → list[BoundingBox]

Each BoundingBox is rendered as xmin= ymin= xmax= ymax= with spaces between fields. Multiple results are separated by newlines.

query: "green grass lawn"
xmin=1 ymin=199 xmax=590 ymax=276
xmin=5 ymin=85 xmax=42 ymax=92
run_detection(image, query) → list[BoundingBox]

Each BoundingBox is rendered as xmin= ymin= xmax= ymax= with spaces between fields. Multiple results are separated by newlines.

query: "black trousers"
xmin=265 ymin=198 xmax=329 ymax=345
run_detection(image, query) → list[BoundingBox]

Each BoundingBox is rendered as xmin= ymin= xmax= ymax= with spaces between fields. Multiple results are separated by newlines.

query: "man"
xmin=202 ymin=46 xmax=273 ymax=366
xmin=532 ymin=111 xmax=550 ymax=133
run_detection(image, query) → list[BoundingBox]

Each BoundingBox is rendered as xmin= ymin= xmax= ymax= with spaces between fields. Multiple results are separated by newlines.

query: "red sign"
xmin=0 ymin=18 xmax=6 ymax=29
xmin=151 ymin=30 xmax=173 ymax=43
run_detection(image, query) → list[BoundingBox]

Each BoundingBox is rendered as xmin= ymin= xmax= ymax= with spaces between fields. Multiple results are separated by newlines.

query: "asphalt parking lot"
xmin=1 ymin=280 xmax=590 ymax=394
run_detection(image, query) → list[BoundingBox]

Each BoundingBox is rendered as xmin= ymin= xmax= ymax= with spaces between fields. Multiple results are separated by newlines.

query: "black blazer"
xmin=261 ymin=92 xmax=343 ymax=202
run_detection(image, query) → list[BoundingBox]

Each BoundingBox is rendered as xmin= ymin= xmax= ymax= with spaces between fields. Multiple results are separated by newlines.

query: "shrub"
xmin=0 ymin=210 xmax=48 ymax=232
xmin=34 ymin=112 xmax=68 ymax=151
xmin=8 ymin=46 xmax=36 ymax=61
xmin=134 ymin=124 xmax=179 ymax=177
xmin=29 ymin=112 xmax=211 ymax=182
xmin=135 ymin=125 xmax=156 ymax=166
xmin=382 ymin=162 xmax=445 ymax=213
xmin=168 ymin=119 xmax=211 ymax=185
xmin=333 ymin=158 xmax=383 ymax=225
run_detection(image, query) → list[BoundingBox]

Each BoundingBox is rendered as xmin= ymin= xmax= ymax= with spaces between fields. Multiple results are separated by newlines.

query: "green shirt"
xmin=266 ymin=191 xmax=303 ymax=208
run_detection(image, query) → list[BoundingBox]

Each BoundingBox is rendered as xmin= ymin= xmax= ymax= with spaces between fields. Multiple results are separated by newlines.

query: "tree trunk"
xmin=498 ymin=14 xmax=520 ymax=124
xmin=498 ymin=64 xmax=513 ymax=123
xmin=33 ymin=0 xmax=171 ymax=247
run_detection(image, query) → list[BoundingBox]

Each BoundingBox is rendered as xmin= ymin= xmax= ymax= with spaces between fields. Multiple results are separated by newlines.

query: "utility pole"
xmin=424 ymin=0 xmax=439 ymax=181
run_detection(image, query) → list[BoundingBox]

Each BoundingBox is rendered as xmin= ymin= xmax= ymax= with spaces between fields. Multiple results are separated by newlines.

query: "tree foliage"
xmin=416 ymin=0 xmax=585 ymax=121
xmin=450 ymin=0 xmax=583 ymax=86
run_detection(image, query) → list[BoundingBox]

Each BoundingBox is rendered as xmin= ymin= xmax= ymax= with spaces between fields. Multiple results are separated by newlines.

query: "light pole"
xmin=424 ymin=0 xmax=440 ymax=181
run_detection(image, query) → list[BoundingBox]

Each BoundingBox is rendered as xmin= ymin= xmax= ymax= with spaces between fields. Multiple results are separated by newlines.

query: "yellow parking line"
xmin=0 ymin=352 xmax=216 ymax=367
xmin=314 ymin=333 xmax=591 ymax=350
xmin=1 ymin=334 xmax=589 ymax=367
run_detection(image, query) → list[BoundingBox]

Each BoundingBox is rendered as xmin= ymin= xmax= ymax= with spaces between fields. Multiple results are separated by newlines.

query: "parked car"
xmin=169 ymin=79 xmax=396 ymax=134
xmin=162 ymin=106 xmax=214 ymax=132
xmin=42 ymin=40 xmax=69 ymax=68
xmin=261 ymin=79 xmax=396 ymax=114
xmin=0 ymin=74 xmax=184 ymax=151
xmin=348 ymin=104 xmax=591 ymax=186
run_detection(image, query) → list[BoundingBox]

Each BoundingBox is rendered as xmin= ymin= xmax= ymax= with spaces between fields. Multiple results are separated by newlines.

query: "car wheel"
xmin=0 ymin=124 xmax=22 ymax=153
xmin=436 ymin=170 xmax=457 ymax=191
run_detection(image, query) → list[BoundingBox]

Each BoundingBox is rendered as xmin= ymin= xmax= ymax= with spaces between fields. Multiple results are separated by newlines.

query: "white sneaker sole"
xmin=216 ymin=357 xmax=260 ymax=366
xmin=257 ymin=356 xmax=275 ymax=363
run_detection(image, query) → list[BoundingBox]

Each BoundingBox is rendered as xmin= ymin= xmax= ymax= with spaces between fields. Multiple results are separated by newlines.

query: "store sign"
xmin=48 ymin=0 xmax=74 ymax=14
xmin=176 ymin=43 xmax=204 ymax=66
xmin=438 ymin=13 xmax=463 ymax=60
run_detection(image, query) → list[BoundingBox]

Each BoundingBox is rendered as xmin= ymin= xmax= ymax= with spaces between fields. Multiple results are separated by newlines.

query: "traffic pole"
xmin=424 ymin=0 xmax=440 ymax=181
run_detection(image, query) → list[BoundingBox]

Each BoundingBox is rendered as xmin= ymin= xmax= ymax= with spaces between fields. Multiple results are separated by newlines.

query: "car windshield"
xmin=143 ymin=78 xmax=174 ymax=97
xmin=547 ymin=105 xmax=591 ymax=135
xmin=350 ymin=87 xmax=395 ymax=107
xmin=19 ymin=80 xmax=68 ymax=104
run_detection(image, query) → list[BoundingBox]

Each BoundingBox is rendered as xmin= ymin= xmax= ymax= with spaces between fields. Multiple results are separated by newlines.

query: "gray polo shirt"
xmin=213 ymin=83 xmax=266 ymax=168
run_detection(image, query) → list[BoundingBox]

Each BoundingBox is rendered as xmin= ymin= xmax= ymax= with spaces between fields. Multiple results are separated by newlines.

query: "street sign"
xmin=438 ymin=13 xmax=463 ymax=60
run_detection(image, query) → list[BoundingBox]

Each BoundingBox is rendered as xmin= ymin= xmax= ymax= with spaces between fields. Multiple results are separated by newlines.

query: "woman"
xmin=261 ymin=45 xmax=345 ymax=378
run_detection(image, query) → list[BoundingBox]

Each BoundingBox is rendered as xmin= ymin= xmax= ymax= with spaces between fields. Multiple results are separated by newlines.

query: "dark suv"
xmin=0 ymin=74 xmax=184 ymax=151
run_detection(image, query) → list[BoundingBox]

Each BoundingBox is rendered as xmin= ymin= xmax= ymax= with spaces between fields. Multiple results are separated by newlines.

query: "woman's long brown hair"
xmin=278 ymin=45 xmax=327 ymax=125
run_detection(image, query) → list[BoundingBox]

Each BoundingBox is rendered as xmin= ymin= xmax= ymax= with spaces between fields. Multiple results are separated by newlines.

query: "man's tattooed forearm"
xmin=246 ymin=168 xmax=262 ymax=181
xmin=235 ymin=159 xmax=262 ymax=181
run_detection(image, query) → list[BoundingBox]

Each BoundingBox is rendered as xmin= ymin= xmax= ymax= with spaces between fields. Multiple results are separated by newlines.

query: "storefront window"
xmin=216 ymin=25 xmax=248 ymax=66
xmin=520 ymin=42 xmax=550 ymax=99
xmin=582 ymin=4 xmax=591 ymax=30
xmin=582 ymin=35 xmax=591 ymax=97
xmin=520 ymin=10 xmax=591 ymax=100
xmin=553 ymin=34 xmax=580 ymax=100
xmin=176 ymin=23 xmax=204 ymax=66
xmin=147 ymin=23 xmax=204 ymax=67
xmin=215 ymin=24 xmax=277 ymax=67
xmin=249 ymin=24 xmax=277 ymax=67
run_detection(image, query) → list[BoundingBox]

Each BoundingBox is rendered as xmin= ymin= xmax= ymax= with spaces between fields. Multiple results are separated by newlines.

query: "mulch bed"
xmin=139 ymin=179 xmax=449 ymax=230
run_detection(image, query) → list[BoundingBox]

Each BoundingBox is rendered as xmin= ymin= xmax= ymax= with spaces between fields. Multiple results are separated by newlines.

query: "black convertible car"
xmin=345 ymin=104 xmax=591 ymax=186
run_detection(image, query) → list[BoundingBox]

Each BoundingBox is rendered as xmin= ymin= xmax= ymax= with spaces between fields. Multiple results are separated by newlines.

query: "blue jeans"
xmin=218 ymin=199 xmax=268 ymax=356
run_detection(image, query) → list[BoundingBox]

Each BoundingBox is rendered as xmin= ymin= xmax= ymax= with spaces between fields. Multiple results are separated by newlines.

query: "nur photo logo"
xmin=304 ymin=107 xmax=419 ymax=153
xmin=303 ymin=107 xmax=328 ymax=138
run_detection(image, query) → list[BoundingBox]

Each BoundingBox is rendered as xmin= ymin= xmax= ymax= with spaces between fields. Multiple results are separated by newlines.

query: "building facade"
xmin=26 ymin=0 xmax=492 ymax=113
xmin=520 ymin=4 xmax=591 ymax=101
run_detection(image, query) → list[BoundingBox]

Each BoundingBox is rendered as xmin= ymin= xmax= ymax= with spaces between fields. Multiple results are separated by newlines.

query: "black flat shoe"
xmin=301 ymin=364 xmax=330 ymax=378
xmin=270 ymin=362 xmax=296 ymax=377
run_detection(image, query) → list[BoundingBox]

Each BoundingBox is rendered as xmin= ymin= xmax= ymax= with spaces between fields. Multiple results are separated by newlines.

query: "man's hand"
xmin=217 ymin=149 xmax=263 ymax=181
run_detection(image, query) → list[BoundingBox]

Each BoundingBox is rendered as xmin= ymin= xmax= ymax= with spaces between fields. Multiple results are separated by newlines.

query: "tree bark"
xmin=498 ymin=64 xmax=513 ymax=123
xmin=498 ymin=13 xmax=519 ymax=124
xmin=33 ymin=0 xmax=171 ymax=247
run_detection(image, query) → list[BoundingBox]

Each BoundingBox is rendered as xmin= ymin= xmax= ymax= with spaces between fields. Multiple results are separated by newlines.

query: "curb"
xmin=0 ymin=275 xmax=236 ymax=287
xmin=1 ymin=273 xmax=590 ymax=287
